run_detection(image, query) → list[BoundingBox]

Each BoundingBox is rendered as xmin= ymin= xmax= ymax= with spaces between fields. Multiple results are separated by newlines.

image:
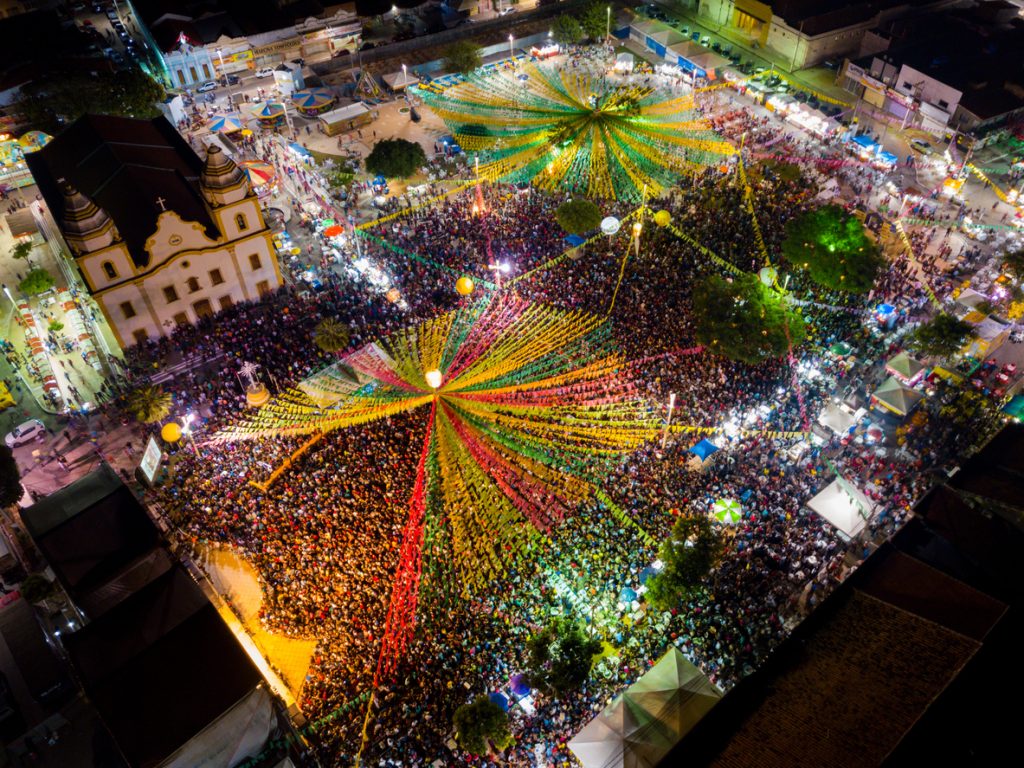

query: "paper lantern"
xmin=600 ymin=216 xmax=621 ymax=235
xmin=425 ymin=369 xmax=443 ymax=389
xmin=161 ymin=422 xmax=182 ymax=443
xmin=758 ymin=266 xmax=778 ymax=287
xmin=653 ymin=210 xmax=672 ymax=227
xmin=456 ymin=276 xmax=475 ymax=296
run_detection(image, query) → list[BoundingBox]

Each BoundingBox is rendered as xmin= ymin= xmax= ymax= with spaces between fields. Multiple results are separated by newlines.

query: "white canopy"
xmin=382 ymin=71 xmax=420 ymax=91
xmin=806 ymin=478 xmax=876 ymax=540
xmin=569 ymin=648 xmax=722 ymax=768
xmin=319 ymin=102 xmax=371 ymax=126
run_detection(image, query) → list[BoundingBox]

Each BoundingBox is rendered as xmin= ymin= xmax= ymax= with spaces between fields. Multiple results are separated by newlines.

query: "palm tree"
xmin=313 ymin=317 xmax=351 ymax=354
xmin=125 ymin=384 xmax=172 ymax=424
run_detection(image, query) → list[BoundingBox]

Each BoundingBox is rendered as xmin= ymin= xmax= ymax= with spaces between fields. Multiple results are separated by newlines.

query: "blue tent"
xmin=488 ymin=692 xmax=509 ymax=711
xmin=620 ymin=587 xmax=638 ymax=603
xmin=565 ymin=234 xmax=586 ymax=246
xmin=289 ymin=142 xmax=312 ymax=157
xmin=438 ymin=135 xmax=462 ymax=154
xmin=689 ymin=439 xmax=718 ymax=461
xmin=852 ymin=134 xmax=877 ymax=150
xmin=639 ymin=566 xmax=657 ymax=584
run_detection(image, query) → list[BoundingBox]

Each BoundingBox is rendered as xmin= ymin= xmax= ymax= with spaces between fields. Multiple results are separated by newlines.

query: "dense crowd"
xmin=134 ymin=68 xmax=987 ymax=768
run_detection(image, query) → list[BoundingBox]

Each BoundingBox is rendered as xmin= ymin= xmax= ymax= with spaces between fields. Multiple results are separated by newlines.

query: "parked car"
xmin=219 ymin=73 xmax=240 ymax=86
xmin=910 ymin=138 xmax=932 ymax=154
xmin=255 ymin=67 xmax=275 ymax=78
xmin=5 ymin=419 xmax=46 ymax=448
xmin=196 ymin=80 xmax=217 ymax=92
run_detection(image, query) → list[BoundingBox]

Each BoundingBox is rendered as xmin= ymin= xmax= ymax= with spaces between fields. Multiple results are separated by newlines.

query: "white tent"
xmin=382 ymin=70 xmax=420 ymax=91
xmin=569 ymin=648 xmax=722 ymax=768
xmin=806 ymin=478 xmax=876 ymax=539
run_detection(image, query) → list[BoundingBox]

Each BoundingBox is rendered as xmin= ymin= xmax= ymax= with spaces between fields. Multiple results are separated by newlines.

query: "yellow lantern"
xmin=456 ymin=276 xmax=475 ymax=296
xmin=161 ymin=422 xmax=182 ymax=443
xmin=653 ymin=210 xmax=672 ymax=227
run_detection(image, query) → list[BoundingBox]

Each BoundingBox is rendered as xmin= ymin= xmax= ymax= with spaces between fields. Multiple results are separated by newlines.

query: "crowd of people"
xmin=127 ymin=57 xmax=1004 ymax=768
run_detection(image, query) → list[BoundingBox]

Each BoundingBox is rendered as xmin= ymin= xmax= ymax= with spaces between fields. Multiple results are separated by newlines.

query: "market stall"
xmin=318 ymin=102 xmax=373 ymax=136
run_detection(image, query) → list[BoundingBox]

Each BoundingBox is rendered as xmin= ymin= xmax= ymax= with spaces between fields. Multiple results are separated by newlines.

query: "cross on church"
xmin=155 ymin=196 xmax=167 ymax=212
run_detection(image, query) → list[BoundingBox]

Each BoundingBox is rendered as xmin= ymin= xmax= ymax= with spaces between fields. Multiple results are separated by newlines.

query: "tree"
xmin=0 ymin=444 xmax=23 ymax=508
xmin=646 ymin=513 xmax=724 ymax=611
xmin=1003 ymin=249 xmax=1024 ymax=280
xmin=555 ymin=199 xmax=602 ymax=235
xmin=125 ymin=384 xmax=172 ymax=424
xmin=693 ymin=273 xmax=806 ymax=365
xmin=18 ymin=574 xmax=55 ymax=604
xmin=781 ymin=205 xmax=883 ymax=293
xmin=10 ymin=241 xmax=32 ymax=261
xmin=452 ymin=696 xmax=514 ymax=756
xmin=20 ymin=64 xmax=164 ymax=135
xmin=443 ymin=40 xmax=483 ymax=75
xmin=48 ymin=320 xmax=64 ymax=333
xmin=314 ymin=317 xmax=351 ymax=354
xmin=18 ymin=268 xmax=55 ymax=295
xmin=580 ymin=2 xmax=610 ymax=40
xmin=365 ymin=138 xmax=426 ymax=179
xmin=551 ymin=15 xmax=584 ymax=45
xmin=907 ymin=314 xmax=972 ymax=358
xmin=526 ymin=618 xmax=602 ymax=696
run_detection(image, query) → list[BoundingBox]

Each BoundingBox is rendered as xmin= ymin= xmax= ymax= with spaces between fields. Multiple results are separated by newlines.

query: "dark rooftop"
xmin=64 ymin=567 xmax=263 ymax=767
xmin=772 ymin=0 xmax=938 ymax=36
xmin=21 ymin=464 xmax=171 ymax=619
xmin=25 ymin=114 xmax=220 ymax=270
xmin=131 ymin=0 xmax=330 ymax=42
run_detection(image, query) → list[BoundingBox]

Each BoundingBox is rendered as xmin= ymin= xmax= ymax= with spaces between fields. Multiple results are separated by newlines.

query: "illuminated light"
xmin=424 ymin=369 xmax=443 ymax=389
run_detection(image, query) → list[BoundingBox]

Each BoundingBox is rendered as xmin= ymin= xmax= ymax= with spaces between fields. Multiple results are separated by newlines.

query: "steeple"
xmin=61 ymin=183 xmax=118 ymax=255
xmin=199 ymin=144 xmax=249 ymax=206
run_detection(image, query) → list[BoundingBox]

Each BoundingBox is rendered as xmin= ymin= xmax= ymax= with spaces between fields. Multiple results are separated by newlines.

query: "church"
xmin=26 ymin=114 xmax=283 ymax=350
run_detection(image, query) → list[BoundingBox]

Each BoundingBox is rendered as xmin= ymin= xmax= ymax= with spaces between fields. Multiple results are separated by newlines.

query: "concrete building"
xmin=25 ymin=114 xmax=282 ymax=351
xmin=838 ymin=3 xmax=1024 ymax=138
xmin=698 ymin=0 xmax=957 ymax=69
xmin=126 ymin=0 xmax=362 ymax=89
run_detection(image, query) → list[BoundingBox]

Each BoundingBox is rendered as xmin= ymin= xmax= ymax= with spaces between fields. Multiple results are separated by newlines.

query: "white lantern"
xmin=759 ymin=266 xmax=778 ymax=287
xmin=600 ymin=216 xmax=621 ymax=236
xmin=425 ymin=369 xmax=443 ymax=389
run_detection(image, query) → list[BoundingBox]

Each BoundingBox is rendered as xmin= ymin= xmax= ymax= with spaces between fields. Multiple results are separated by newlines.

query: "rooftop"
xmin=25 ymin=114 xmax=220 ymax=269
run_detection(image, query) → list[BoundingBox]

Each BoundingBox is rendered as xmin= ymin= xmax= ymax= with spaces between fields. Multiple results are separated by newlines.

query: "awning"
xmin=871 ymin=376 xmax=924 ymax=416
xmin=885 ymin=352 xmax=925 ymax=384
xmin=689 ymin=439 xmax=718 ymax=460
xmin=382 ymin=71 xmax=420 ymax=91
xmin=807 ymin=478 xmax=876 ymax=539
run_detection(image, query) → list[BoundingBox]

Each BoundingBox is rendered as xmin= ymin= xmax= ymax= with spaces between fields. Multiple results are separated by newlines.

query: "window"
xmin=249 ymin=253 xmax=262 ymax=271
xmin=938 ymin=99 xmax=949 ymax=109
xmin=193 ymin=299 xmax=214 ymax=318
xmin=202 ymin=62 xmax=211 ymax=79
xmin=186 ymin=277 xmax=200 ymax=293
xmin=256 ymin=280 xmax=270 ymax=296
xmin=163 ymin=285 xmax=179 ymax=303
xmin=102 ymin=261 xmax=117 ymax=280
xmin=173 ymin=312 xmax=189 ymax=326
xmin=189 ymin=66 xmax=198 ymax=82
xmin=902 ymin=81 xmax=913 ymax=90
xmin=176 ymin=70 xmax=186 ymax=87
xmin=235 ymin=213 xmax=248 ymax=231
xmin=209 ymin=268 xmax=225 ymax=285
xmin=120 ymin=300 xmax=136 ymax=319
xmin=132 ymin=329 xmax=148 ymax=346
xmin=219 ymin=295 xmax=234 ymax=310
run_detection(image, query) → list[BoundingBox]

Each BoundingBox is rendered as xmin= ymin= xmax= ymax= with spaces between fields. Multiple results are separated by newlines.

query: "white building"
xmin=25 ymin=114 xmax=283 ymax=351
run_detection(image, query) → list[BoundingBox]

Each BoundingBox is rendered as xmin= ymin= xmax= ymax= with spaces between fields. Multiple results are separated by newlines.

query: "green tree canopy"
xmin=313 ymin=317 xmax=351 ymax=353
xmin=551 ymin=15 xmax=584 ymax=45
xmin=18 ymin=268 xmax=55 ymax=295
xmin=646 ymin=513 xmax=724 ymax=611
xmin=694 ymin=273 xmax=806 ymax=365
xmin=781 ymin=205 xmax=883 ymax=293
xmin=555 ymin=199 xmax=602 ymax=235
xmin=1002 ymin=249 xmax=1024 ymax=280
xmin=10 ymin=241 xmax=32 ymax=261
xmin=0 ymin=444 xmax=24 ymax=508
xmin=526 ymin=618 xmax=602 ymax=696
xmin=365 ymin=138 xmax=427 ymax=179
xmin=452 ymin=696 xmax=514 ymax=756
xmin=125 ymin=384 xmax=172 ymax=424
xmin=580 ymin=2 xmax=611 ymax=40
xmin=443 ymin=40 xmax=483 ymax=74
xmin=20 ymin=65 xmax=164 ymax=135
xmin=19 ymin=574 xmax=56 ymax=603
xmin=907 ymin=314 xmax=972 ymax=358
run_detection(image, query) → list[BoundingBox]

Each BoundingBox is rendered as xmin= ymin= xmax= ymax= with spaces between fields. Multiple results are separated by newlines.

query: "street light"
xmin=509 ymin=33 xmax=514 ymax=62
xmin=606 ymin=5 xmax=611 ymax=39
xmin=488 ymin=261 xmax=510 ymax=289
xmin=424 ymin=369 xmax=443 ymax=390
xmin=180 ymin=412 xmax=200 ymax=456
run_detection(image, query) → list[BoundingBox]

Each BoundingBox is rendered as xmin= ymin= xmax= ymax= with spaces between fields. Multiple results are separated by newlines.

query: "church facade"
xmin=26 ymin=115 xmax=283 ymax=350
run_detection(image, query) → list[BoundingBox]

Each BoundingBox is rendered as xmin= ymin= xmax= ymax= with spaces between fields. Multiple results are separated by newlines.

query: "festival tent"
xmin=806 ymin=478 xmax=876 ymax=539
xmin=291 ymin=87 xmax=336 ymax=115
xmin=207 ymin=114 xmax=243 ymax=134
xmin=817 ymin=402 xmax=863 ymax=436
xmin=382 ymin=70 xmax=420 ymax=91
xmin=569 ymin=648 xmax=722 ymax=768
xmin=871 ymin=376 xmax=924 ymax=417
xmin=885 ymin=352 xmax=925 ymax=385
xmin=689 ymin=439 xmax=718 ymax=461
